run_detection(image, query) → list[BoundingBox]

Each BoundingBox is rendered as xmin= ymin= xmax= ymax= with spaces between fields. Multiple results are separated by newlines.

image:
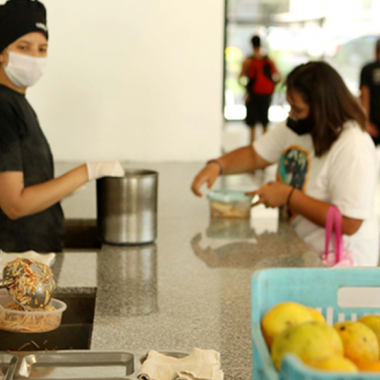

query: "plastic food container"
xmin=0 ymin=295 xmax=67 ymax=333
xmin=206 ymin=189 xmax=253 ymax=219
xmin=251 ymin=268 xmax=380 ymax=380
xmin=206 ymin=218 xmax=254 ymax=239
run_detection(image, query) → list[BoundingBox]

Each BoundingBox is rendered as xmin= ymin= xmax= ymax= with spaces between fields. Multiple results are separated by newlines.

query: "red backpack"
xmin=246 ymin=56 xmax=276 ymax=95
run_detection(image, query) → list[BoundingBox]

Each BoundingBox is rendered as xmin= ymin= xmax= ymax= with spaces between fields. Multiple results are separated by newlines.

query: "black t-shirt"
xmin=0 ymin=84 xmax=64 ymax=253
xmin=360 ymin=60 xmax=380 ymax=123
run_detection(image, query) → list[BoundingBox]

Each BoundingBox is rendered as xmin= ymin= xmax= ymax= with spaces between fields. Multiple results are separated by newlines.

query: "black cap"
xmin=0 ymin=0 xmax=48 ymax=53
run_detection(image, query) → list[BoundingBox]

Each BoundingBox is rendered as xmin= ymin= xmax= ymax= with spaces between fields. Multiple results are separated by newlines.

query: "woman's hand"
xmin=247 ymin=181 xmax=293 ymax=208
xmin=190 ymin=147 xmax=270 ymax=197
xmin=191 ymin=162 xmax=221 ymax=197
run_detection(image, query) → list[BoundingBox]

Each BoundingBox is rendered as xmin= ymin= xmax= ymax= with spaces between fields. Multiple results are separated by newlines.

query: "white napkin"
xmin=0 ymin=250 xmax=56 ymax=274
xmin=138 ymin=348 xmax=224 ymax=380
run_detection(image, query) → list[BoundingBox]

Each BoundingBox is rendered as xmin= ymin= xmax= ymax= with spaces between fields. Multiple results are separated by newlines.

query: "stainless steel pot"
xmin=96 ymin=170 xmax=158 ymax=245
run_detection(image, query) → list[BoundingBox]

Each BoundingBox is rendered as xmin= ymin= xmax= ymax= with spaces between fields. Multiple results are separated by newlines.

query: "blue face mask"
xmin=286 ymin=116 xmax=313 ymax=136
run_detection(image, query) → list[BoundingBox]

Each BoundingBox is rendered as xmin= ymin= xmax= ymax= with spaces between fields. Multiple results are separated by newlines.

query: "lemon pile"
xmin=261 ymin=301 xmax=380 ymax=373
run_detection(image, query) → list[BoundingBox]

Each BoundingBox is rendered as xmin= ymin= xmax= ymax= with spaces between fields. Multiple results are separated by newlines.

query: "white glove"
xmin=86 ymin=161 xmax=125 ymax=181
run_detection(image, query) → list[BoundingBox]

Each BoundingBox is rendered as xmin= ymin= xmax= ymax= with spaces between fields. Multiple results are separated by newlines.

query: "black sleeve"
xmin=360 ymin=65 xmax=371 ymax=88
xmin=0 ymin=102 xmax=23 ymax=173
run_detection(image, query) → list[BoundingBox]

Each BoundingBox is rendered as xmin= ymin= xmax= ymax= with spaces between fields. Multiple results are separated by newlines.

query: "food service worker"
xmin=0 ymin=0 xmax=124 ymax=253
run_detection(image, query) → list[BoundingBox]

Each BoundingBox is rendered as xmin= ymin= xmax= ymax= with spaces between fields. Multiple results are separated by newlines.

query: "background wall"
xmin=10 ymin=0 xmax=225 ymax=162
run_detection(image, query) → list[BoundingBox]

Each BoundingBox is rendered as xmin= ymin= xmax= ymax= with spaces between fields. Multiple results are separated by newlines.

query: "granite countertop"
xmin=52 ymin=162 xmax=322 ymax=380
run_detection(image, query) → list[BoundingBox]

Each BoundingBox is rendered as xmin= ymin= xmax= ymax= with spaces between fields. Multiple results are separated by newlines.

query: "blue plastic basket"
xmin=251 ymin=268 xmax=380 ymax=380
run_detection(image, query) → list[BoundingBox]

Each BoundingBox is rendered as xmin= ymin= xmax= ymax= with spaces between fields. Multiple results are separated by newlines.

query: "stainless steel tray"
xmin=0 ymin=354 xmax=18 ymax=380
xmin=13 ymin=350 xmax=134 ymax=380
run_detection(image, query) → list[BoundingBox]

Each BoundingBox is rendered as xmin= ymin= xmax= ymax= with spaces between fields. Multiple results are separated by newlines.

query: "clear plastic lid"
xmin=206 ymin=189 xmax=253 ymax=202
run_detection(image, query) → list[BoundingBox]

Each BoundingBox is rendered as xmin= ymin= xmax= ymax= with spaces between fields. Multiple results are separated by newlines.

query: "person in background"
xmin=360 ymin=38 xmax=380 ymax=146
xmin=0 ymin=0 xmax=124 ymax=253
xmin=192 ymin=61 xmax=379 ymax=267
xmin=238 ymin=35 xmax=280 ymax=144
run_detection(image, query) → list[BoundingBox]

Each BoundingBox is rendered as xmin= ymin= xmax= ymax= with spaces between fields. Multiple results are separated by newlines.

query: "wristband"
xmin=286 ymin=186 xmax=295 ymax=206
xmin=207 ymin=159 xmax=224 ymax=175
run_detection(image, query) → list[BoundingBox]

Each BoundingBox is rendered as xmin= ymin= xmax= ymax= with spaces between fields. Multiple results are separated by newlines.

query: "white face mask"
xmin=4 ymin=51 xmax=47 ymax=88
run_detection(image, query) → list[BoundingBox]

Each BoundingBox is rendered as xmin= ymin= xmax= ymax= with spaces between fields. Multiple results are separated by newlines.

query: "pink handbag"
xmin=322 ymin=205 xmax=354 ymax=267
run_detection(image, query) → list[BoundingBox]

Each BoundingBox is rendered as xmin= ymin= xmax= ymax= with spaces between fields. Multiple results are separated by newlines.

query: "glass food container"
xmin=207 ymin=189 xmax=253 ymax=219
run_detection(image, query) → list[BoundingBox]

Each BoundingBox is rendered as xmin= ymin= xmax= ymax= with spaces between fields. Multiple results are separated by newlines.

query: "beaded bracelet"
xmin=207 ymin=159 xmax=224 ymax=175
xmin=286 ymin=186 xmax=295 ymax=206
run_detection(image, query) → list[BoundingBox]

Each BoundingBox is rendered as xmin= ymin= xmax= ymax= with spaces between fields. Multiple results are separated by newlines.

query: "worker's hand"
xmin=86 ymin=161 xmax=124 ymax=181
xmin=246 ymin=182 xmax=292 ymax=208
xmin=366 ymin=122 xmax=379 ymax=138
xmin=191 ymin=162 xmax=221 ymax=197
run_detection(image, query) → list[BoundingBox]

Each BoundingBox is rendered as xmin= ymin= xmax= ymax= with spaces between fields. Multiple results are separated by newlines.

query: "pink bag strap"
xmin=323 ymin=207 xmax=334 ymax=260
xmin=324 ymin=205 xmax=344 ymax=264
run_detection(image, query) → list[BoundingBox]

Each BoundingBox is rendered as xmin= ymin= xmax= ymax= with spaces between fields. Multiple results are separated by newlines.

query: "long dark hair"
xmin=286 ymin=61 xmax=366 ymax=157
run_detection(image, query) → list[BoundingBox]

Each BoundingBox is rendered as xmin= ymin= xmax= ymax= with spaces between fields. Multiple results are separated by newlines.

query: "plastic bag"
xmin=322 ymin=206 xmax=354 ymax=267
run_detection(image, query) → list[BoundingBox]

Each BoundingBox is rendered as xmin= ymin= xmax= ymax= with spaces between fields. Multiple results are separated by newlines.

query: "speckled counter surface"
xmin=53 ymin=162 xmax=323 ymax=380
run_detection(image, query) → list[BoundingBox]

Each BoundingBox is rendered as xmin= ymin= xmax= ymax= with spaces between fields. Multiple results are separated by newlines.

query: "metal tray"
xmin=0 ymin=354 xmax=18 ymax=380
xmin=13 ymin=350 xmax=134 ymax=380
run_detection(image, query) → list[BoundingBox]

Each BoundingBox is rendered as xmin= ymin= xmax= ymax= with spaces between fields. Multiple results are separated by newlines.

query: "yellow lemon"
xmin=334 ymin=321 xmax=379 ymax=366
xmin=308 ymin=355 xmax=357 ymax=372
xmin=261 ymin=302 xmax=315 ymax=349
xmin=358 ymin=315 xmax=380 ymax=347
xmin=359 ymin=360 xmax=380 ymax=372
xmin=308 ymin=307 xmax=326 ymax=323
xmin=271 ymin=321 xmax=344 ymax=370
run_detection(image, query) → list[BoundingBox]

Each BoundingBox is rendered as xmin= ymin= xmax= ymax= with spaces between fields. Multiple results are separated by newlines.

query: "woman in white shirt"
xmin=191 ymin=61 xmax=379 ymax=266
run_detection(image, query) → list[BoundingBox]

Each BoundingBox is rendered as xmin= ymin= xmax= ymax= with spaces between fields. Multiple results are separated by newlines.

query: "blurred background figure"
xmin=360 ymin=39 xmax=380 ymax=146
xmin=238 ymin=35 xmax=280 ymax=144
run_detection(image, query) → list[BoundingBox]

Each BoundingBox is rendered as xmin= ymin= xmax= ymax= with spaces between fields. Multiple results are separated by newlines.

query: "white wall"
xmin=18 ymin=0 xmax=224 ymax=162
